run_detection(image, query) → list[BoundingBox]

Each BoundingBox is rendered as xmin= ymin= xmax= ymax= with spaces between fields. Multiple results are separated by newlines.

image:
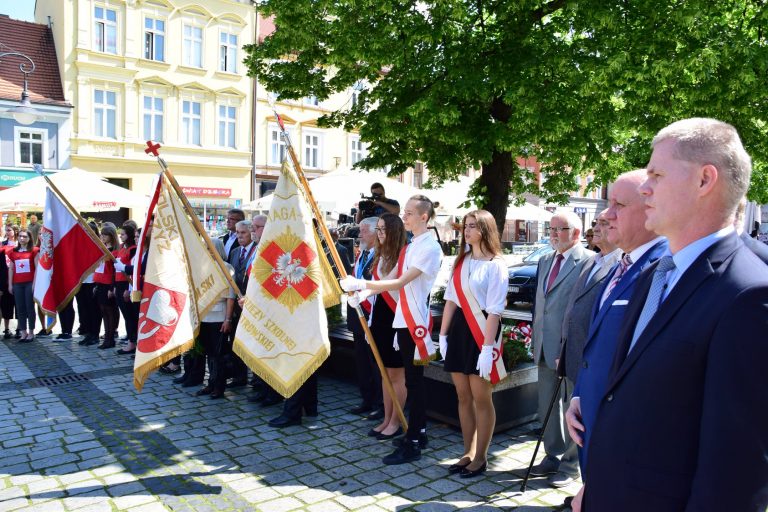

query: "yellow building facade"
xmin=35 ymin=0 xmax=256 ymax=226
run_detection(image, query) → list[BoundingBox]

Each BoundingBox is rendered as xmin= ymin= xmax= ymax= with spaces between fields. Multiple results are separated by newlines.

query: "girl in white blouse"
xmin=439 ymin=210 xmax=507 ymax=478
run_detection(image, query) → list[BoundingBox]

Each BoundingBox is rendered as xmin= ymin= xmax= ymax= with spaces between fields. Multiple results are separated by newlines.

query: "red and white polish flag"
xmin=34 ymin=187 xmax=108 ymax=317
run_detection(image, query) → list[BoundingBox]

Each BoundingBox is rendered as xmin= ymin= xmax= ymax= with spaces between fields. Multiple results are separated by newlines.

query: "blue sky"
xmin=0 ymin=1 xmax=35 ymax=22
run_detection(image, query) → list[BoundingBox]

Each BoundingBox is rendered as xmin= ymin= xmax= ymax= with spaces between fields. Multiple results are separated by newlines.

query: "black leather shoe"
xmin=195 ymin=386 xmax=213 ymax=396
xmin=116 ymin=348 xmax=136 ymax=355
xmin=382 ymin=441 xmax=421 ymax=465
xmin=172 ymin=375 xmax=187 ymax=384
xmin=84 ymin=336 xmax=99 ymax=346
xmin=393 ymin=432 xmax=429 ymax=450
xmin=366 ymin=408 xmax=385 ymax=421
xmin=159 ymin=365 xmax=181 ymax=375
xmin=3 ymin=330 xmax=11 ymax=339
xmin=226 ymin=379 xmax=248 ymax=388
xmin=367 ymin=428 xmax=382 ymax=437
xmin=37 ymin=329 xmax=50 ymax=337
xmin=448 ymin=459 xmax=471 ymax=474
xmin=260 ymin=396 xmax=283 ymax=408
xmin=78 ymin=335 xmax=91 ymax=346
xmin=349 ymin=403 xmax=374 ymax=415
xmin=376 ymin=427 xmax=403 ymax=441
xmin=268 ymin=415 xmax=301 ymax=428
xmin=210 ymin=390 xmax=225 ymax=399
xmin=460 ymin=461 xmax=487 ymax=479
xmin=97 ymin=340 xmax=115 ymax=349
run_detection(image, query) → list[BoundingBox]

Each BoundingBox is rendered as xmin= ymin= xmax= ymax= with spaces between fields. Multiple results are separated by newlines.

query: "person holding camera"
xmin=355 ymin=183 xmax=401 ymax=222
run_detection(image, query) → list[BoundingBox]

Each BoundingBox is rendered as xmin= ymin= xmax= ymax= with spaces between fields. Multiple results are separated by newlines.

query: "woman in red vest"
xmin=6 ymin=228 xmax=40 ymax=342
xmin=1 ymin=224 xmax=19 ymax=339
xmin=113 ymin=221 xmax=138 ymax=355
xmin=94 ymin=223 xmax=120 ymax=349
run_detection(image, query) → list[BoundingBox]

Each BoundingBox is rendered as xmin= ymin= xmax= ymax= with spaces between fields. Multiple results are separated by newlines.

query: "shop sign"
xmin=0 ymin=169 xmax=37 ymax=188
xmin=573 ymin=207 xmax=588 ymax=214
xmin=181 ymin=186 xmax=232 ymax=198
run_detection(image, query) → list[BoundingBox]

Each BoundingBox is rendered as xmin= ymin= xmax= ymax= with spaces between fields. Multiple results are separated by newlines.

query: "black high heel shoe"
xmin=447 ymin=459 xmax=471 ymax=474
xmin=376 ymin=427 xmax=403 ymax=440
xmin=459 ymin=461 xmax=487 ymax=478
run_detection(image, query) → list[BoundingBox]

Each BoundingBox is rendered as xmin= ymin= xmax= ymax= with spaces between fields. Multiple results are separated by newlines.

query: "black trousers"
xmin=353 ymin=327 xmax=382 ymax=408
xmin=59 ymin=300 xmax=75 ymax=334
xmin=115 ymin=282 xmax=138 ymax=343
xmin=199 ymin=321 xmax=224 ymax=390
xmin=396 ymin=328 xmax=427 ymax=440
xmin=226 ymin=312 xmax=248 ymax=382
xmin=76 ymin=282 xmax=101 ymax=337
xmin=283 ymin=374 xmax=317 ymax=419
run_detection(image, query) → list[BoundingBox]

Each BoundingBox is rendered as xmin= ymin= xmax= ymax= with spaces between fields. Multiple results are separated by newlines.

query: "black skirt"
xmin=370 ymin=298 xmax=402 ymax=368
xmin=443 ymin=309 xmax=497 ymax=375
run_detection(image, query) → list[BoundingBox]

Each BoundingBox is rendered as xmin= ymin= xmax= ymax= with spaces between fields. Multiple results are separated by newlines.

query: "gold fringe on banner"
xmin=133 ymin=338 xmax=194 ymax=392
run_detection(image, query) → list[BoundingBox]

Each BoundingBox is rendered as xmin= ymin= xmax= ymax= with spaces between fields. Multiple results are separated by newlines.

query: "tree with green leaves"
xmin=246 ymin=0 xmax=768 ymax=231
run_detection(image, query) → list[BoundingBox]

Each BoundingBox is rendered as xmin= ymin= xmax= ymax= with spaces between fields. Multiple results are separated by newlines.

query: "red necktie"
xmin=239 ymin=246 xmax=246 ymax=266
xmin=546 ymin=254 xmax=564 ymax=293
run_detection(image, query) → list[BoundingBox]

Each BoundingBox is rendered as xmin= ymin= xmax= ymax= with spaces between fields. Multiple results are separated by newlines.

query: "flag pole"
xmin=147 ymin=152 xmax=244 ymax=300
xmin=269 ymin=101 xmax=408 ymax=432
xmin=33 ymin=166 xmax=113 ymax=260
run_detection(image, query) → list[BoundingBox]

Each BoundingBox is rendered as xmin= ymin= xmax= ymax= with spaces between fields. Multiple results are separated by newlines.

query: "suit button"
xmin=582 ymin=361 xmax=588 ymax=369
xmin=606 ymin=394 xmax=614 ymax=402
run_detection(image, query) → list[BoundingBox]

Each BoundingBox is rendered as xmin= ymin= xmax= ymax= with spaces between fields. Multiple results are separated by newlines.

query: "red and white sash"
xmin=397 ymin=246 xmax=435 ymax=364
xmin=372 ymin=263 xmax=397 ymax=313
xmin=452 ymin=256 xmax=507 ymax=384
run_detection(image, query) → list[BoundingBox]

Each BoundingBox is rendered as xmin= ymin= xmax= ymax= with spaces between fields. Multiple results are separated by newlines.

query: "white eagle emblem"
xmin=272 ymin=252 xmax=307 ymax=287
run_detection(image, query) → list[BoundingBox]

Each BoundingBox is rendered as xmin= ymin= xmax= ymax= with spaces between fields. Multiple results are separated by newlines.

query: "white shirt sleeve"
xmin=484 ymin=258 xmax=508 ymax=316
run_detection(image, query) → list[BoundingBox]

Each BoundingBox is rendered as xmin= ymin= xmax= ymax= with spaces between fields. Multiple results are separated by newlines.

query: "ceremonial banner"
xmin=234 ymin=160 xmax=330 ymax=397
xmin=133 ymin=174 xmax=230 ymax=391
xmin=34 ymin=186 xmax=108 ymax=318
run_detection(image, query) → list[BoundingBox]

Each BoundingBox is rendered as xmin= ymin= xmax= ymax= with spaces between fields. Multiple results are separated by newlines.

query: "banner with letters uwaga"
xmin=133 ymin=173 xmax=230 ymax=391
xmin=234 ymin=160 xmax=331 ymax=398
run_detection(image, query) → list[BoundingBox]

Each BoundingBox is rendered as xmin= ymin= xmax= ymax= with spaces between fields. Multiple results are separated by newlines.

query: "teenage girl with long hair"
xmin=113 ymin=220 xmax=138 ymax=355
xmin=6 ymin=228 xmax=40 ymax=342
xmin=94 ymin=223 xmax=120 ymax=349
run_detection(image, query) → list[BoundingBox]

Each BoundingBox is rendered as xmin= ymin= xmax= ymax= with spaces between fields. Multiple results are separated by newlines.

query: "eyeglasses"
xmin=547 ymin=227 xmax=571 ymax=233
xmin=374 ymin=227 xmax=386 ymax=233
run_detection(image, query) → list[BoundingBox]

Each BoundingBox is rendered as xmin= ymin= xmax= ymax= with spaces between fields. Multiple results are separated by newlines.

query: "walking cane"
xmin=520 ymin=372 xmax=564 ymax=492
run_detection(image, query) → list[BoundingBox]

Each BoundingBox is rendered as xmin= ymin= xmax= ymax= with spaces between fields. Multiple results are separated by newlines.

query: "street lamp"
xmin=0 ymin=51 xmax=38 ymax=125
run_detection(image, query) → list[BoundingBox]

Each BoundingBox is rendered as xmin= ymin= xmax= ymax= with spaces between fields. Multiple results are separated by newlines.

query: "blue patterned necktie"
xmin=628 ymin=256 xmax=676 ymax=353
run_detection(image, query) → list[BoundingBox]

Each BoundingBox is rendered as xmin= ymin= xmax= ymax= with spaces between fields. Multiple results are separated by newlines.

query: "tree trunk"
xmin=479 ymin=151 xmax=513 ymax=237
xmin=480 ymin=97 xmax=514 ymax=237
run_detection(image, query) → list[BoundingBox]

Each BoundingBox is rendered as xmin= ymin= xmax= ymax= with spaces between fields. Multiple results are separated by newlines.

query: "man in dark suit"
xmin=221 ymin=219 xmax=257 ymax=395
xmin=219 ymin=208 xmax=245 ymax=263
xmin=558 ymin=209 xmax=620 ymax=387
xmin=345 ymin=217 xmax=382 ymax=417
xmin=530 ymin=212 xmax=592 ymax=487
xmin=582 ymin=118 xmax=768 ymax=511
xmin=565 ymin=170 xmax=668 ymax=508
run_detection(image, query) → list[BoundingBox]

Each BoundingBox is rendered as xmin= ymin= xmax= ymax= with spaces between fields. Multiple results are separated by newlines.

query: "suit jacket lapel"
xmin=606 ymin=234 xmax=739 ymax=391
xmin=549 ymin=247 xmax=582 ymax=293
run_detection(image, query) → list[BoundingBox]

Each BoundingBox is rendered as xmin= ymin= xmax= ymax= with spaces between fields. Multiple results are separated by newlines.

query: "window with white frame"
xmin=304 ymin=96 xmax=319 ymax=107
xmin=304 ymin=131 xmax=322 ymax=169
xmin=183 ymin=25 xmax=203 ymax=67
xmin=143 ymin=96 xmax=164 ymax=142
xmin=218 ymin=105 xmax=236 ymax=148
xmin=219 ymin=32 xmax=238 ymax=73
xmin=144 ymin=17 xmax=165 ymax=61
xmin=351 ymin=83 xmax=364 ymax=108
xmin=15 ymin=128 xmax=46 ymax=167
xmin=94 ymin=6 xmax=117 ymax=54
xmin=350 ymin=135 xmax=366 ymax=165
xmin=181 ymin=100 xmax=201 ymax=145
xmin=269 ymin=124 xmax=293 ymax=165
xmin=94 ymin=89 xmax=117 ymax=138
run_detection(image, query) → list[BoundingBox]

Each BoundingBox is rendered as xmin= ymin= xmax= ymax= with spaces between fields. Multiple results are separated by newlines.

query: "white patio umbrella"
xmin=0 ymin=168 xmax=147 ymax=212
xmin=505 ymin=202 xmax=553 ymax=222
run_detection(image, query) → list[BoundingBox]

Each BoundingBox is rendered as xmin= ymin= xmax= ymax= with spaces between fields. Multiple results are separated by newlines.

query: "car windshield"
xmin=523 ymin=245 xmax=554 ymax=263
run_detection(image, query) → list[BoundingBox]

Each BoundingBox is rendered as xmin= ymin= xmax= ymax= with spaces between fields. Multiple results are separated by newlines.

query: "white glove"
xmin=339 ymin=275 xmax=366 ymax=292
xmin=113 ymin=260 xmax=126 ymax=272
xmin=476 ymin=345 xmax=494 ymax=380
xmin=393 ymin=334 xmax=400 ymax=352
xmin=348 ymin=289 xmax=372 ymax=308
xmin=439 ymin=335 xmax=448 ymax=360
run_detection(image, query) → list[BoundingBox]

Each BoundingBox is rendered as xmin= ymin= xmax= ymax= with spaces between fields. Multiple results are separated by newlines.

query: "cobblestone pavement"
xmin=0 ymin=332 xmax=580 ymax=511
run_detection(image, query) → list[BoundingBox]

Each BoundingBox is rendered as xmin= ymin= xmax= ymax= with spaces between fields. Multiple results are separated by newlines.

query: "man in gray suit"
xmin=530 ymin=211 xmax=593 ymax=487
xmin=559 ymin=209 xmax=621 ymax=385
